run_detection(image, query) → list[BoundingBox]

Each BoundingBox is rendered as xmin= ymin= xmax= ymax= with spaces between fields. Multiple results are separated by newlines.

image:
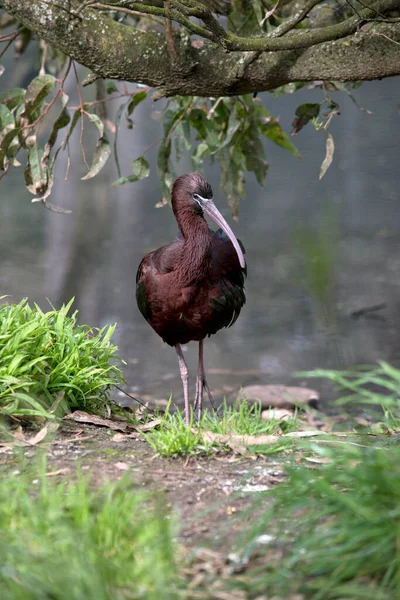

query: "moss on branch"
xmin=1 ymin=0 xmax=400 ymax=98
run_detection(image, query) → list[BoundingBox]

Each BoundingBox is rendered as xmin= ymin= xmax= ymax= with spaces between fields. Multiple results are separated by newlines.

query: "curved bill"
xmin=201 ymin=199 xmax=246 ymax=269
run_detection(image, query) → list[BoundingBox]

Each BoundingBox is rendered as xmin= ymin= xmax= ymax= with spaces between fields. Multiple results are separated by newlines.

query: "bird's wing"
xmin=206 ymin=228 xmax=246 ymax=333
xmin=210 ymin=228 xmax=247 ymax=283
xmin=136 ymin=238 xmax=184 ymax=322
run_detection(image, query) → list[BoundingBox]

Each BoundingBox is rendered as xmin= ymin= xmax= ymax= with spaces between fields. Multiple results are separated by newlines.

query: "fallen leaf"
xmin=65 ymin=411 xmax=137 ymax=433
xmin=201 ymin=430 xmax=278 ymax=454
xmin=46 ymin=467 xmax=71 ymax=477
xmin=112 ymin=432 xmax=140 ymax=442
xmin=11 ymin=422 xmax=59 ymax=446
xmin=136 ymin=418 xmax=162 ymax=432
xmin=115 ymin=462 xmax=130 ymax=471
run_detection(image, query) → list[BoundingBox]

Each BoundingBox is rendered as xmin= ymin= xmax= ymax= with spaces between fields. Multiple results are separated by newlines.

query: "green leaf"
xmin=24 ymin=75 xmax=56 ymax=118
xmin=42 ymin=107 xmax=70 ymax=167
xmin=243 ymin=138 xmax=268 ymax=184
xmin=106 ymin=80 xmax=119 ymax=94
xmin=0 ymin=104 xmax=19 ymax=169
xmin=262 ymin=118 xmax=300 ymax=157
xmin=291 ymin=103 xmax=320 ymax=135
xmin=63 ymin=109 xmax=81 ymax=148
xmin=112 ymin=157 xmax=149 ymax=186
xmin=217 ymin=106 xmax=241 ymax=152
xmin=113 ymin=102 xmax=127 ymax=178
xmin=157 ymin=139 xmax=173 ymax=202
xmin=0 ymin=128 xmax=20 ymax=170
xmin=319 ymin=133 xmax=335 ymax=180
xmin=0 ymin=88 xmax=26 ymax=109
xmin=24 ymin=143 xmax=48 ymax=195
xmin=81 ymin=113 xmax=111 ymax=180
xmin=127 ymin=90 xmax=147 ymax=116
xmin=0 ymin=103 xmax=14 ymax=131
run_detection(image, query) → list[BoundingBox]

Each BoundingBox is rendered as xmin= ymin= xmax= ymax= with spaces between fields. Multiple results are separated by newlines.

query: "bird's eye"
xmin=192 ymin=193 xmax=200 ymax=201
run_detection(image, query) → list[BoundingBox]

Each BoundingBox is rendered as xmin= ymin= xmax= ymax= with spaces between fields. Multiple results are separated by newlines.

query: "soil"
xmin=0 ymin=421 xmax=289 ymax=551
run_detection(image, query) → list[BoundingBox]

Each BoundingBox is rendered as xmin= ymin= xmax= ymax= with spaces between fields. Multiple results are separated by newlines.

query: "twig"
xmin=260 ymin=0 xmax=281 ymax=27
xmin=114 ymin=384 xmax=159 ymax=416
xmin=0 ymin=30 xmax=19 ymax=59
xmin=165 ymin=0 xmax=177 ymax=62
xmin=267 ymin=0 xmax=322 ymax=38
xmin=72 ymin=61 xmax=90 ymax=169
xmin=94 ymin=2 xmax=164 ymax=25
xmin=91 ymin=2 xmax=218 ymax=42
xmin=372 ymin=30 xmax=400 ymax=45
xmin=39 ymin=40 xmax=47 ymax=76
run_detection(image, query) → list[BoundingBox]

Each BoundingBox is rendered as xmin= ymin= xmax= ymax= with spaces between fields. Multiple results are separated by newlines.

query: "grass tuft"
xmin=297 ymin=361 xmax=400 ymax=431
xmin=0 ymin=458 xmax=179 ymax=600
xmin=234 ymin=440 xmax=400 ymax=600
xmin=0 ymin=298 xmax=124 ymax=419
xmin=145 ymin=399 xmax=299 ymax=457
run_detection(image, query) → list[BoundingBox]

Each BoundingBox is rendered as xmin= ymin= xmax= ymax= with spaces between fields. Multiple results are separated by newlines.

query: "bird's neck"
xmin=176 ymin=209 xmax=211 ymax=282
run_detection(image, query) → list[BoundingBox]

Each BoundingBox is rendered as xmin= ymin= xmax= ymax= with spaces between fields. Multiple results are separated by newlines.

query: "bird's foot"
xmin=194 ymin=374 xmax=203 ymax=419
xmin=202 ymin=376 xmax=215 ymax=411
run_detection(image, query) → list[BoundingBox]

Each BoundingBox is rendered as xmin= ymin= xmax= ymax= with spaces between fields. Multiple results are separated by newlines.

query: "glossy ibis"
xmin=136 ymin=173 xmax=246 ymax=425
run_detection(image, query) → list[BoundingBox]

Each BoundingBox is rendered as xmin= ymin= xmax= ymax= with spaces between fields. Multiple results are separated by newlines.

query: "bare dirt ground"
xmin=0 ymin=421 xmax=287 ymax=551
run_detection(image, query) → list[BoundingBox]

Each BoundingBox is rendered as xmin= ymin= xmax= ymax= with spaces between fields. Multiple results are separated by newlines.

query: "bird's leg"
xmin=194 ymin=339 xmax=215 ymax=419
xmin=175 ymin=344 xmax=190 ymax=426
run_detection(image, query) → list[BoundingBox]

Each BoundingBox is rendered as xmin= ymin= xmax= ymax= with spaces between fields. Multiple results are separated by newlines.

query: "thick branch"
xmin=1 ymin=0 xmax=400 ymax=98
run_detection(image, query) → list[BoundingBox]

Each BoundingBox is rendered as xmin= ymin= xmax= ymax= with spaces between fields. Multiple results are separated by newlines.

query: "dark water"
xmin=1 ymin=68 xmax=400 ymax=408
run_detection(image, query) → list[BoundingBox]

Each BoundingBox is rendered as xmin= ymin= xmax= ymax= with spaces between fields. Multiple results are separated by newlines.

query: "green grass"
xmin=228 ymin=439 xmax=400 ymax=600
xmin=145 ymin=399 xmax=299 ymax=457
xmin=297 ymin=361 xmax=400 ymax=431
xmin=0 ymin=457 xmax=179 ymax=600
xmin=0 ymin=298 xmax=124 ymax=419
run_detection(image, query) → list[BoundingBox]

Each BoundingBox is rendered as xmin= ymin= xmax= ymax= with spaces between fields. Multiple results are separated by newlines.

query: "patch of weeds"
xmin=231 ymin=441 xmax=400 ymax=600
xmin=207 ymin=399 xmax=300 ymax=436
xmin=0 ymin=457 xmax=180 ymax=600
xmin=145 ymin=399 xmax=299 ymax=457
xmin=0 ymin=297 xmax=124 ymax=419
xmin=144 ymin=402 xmax=216 ymax=457
xmin=297 ymin=361 xmax=400 ymax=432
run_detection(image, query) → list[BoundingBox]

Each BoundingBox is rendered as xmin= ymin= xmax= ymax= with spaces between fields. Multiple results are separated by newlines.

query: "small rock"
xmin=261 ymin=408 xmax=293 ymax=421
xmin=239 ymin=385 xmax=319 ymax=410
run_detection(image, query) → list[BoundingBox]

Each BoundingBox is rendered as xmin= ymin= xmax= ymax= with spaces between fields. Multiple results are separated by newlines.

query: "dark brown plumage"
xmin=136 ymin=173 xmax=246 ymax=424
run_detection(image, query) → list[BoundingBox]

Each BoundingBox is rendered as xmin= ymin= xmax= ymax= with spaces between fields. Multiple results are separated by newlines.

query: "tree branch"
xmin=267 ymin=0 xmax=323 ymax=38
xmin=224 ymin=0 xmax=400 ymax=51
xmin=1 ymin=0 xmax=400 ymax=98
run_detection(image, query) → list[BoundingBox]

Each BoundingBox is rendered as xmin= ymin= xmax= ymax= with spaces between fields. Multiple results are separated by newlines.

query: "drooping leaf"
xmin=113 ymin=102 xmax=127 ymax=178
xmin=291 ymin=103 xmax=320 ymax=135
xmin=157 ymin=139 xmax=173 ymax=202
xmin=217 ymin=105 xmax=241 ymax=152
xmin=106 ymin=80 xmax=119 ymax=94
xmin=23 ymin=74 xmax=56 ymax=119
xmin=81 ymin=113 xmax=111 ymax=180
xmin=262 ymin=117 xmax=300 ymax=156
xmin=42 ymin=106 xmax=70 ymax=167
xmin=319 ymin=133 xmax=335 ymax=180
xmin=0 ymin=88 xmax=26 ymax=109
xmin=0 ymin=128 xmax=20 ymax=170
xmin=63 ymin=109 xmax=81 ymax=148
xmin=0 ymin=103 xmax=14 ymax=131
xmin=243 ymin=138 xmax=268 ymax=184
xmin=112 ymin=157 xmax=149 ymax=186
xmin=24 ymin=143 xmax=48 ymax=195
xmin=0 ymin=103 xmax=19 ymax=169
xmin=127 ymin=90 xmax=147 ymax=116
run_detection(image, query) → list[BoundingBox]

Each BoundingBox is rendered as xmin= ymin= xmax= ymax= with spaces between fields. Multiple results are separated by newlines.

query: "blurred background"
xmin=2 ymin=51 xmax=400 ymax=409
